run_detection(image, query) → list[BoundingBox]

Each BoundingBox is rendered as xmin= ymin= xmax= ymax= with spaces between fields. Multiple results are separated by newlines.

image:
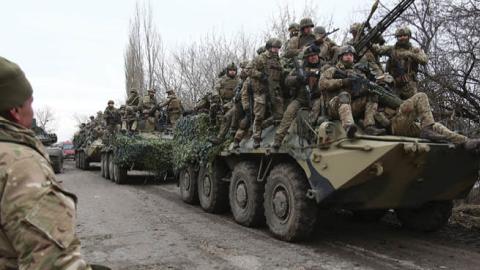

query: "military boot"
xmin=344 ymin=124 xmax=358 ymax=139
xmin=233 ymin=139 xmax=240 ymax=149
xmin=419 ymin=125 xmax=448 ymax=142
xmin=364 ymin=125 xmax=386 ymax=136
xmin=272 ymin=136 xmax=282 ymax=150
xmin=463 ymin=138 xmax=480 ymax=154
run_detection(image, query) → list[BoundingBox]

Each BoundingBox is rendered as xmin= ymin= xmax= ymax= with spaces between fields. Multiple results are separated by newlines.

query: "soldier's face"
xmin=397 ymin=35 xmax=409 ymax=43
xmin=108 ymin=103 xmax=114 ymax=108
xmin=11 ymin=96 xmax=34 ymax=128
xmin=303 ymin=27 xmax=313 ymax=34
xmin=307 ymin=54 xmax=319 ymax=64
xmin=270 ymin=47 xmax=280 ymax=54
xmin=227 ymin=70 xmax=237 ymax=77
xmin=341 ymin=53 xmax=354 ymax=64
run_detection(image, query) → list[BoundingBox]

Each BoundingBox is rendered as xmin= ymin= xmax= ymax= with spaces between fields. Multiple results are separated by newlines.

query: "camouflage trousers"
xmin=253 ymin=93 xmax=266 ymax=140
xmin=169 ymin=111 xmax=181 ymax=129
xmin=388 ymin=93 xmax=467 ymax=144
xmin=274 ymin=99 xmax=303 ymax=144
xmin=234 ymin=104 xmax=252 ymax=142
xmin=217 ymin=104 xmax=240 ymax=139
xmin=328 ymin=92 xmax=377 ymax=128
xmin=138 ymin=116 xmax=156 ymax=132
xmin=395 ymin=81 xmax=418 ymax=100
xmin=269 ymin=87 xmax=284 ymax=122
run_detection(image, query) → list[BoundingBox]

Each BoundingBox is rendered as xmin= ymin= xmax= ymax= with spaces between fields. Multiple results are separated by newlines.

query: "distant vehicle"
xmin=62 ymin=141 xmax=75 ymax=159
xmin=31 ymin=119 xmax=63 ymax=173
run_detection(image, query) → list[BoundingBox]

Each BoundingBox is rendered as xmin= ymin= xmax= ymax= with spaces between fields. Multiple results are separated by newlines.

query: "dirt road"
xmin=60 ymin=161 xmax=480 ymax=270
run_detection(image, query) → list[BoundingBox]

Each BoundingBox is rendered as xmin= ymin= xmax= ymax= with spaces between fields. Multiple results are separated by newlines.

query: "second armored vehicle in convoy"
xmin=177 ymin=111 xmax=479 ymax=242
xmin=32 ymin=119 xmax=63 ymax=173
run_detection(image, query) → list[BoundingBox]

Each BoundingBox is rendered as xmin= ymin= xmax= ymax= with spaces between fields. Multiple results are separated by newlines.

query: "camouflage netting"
xmin=172 ymin=113 xmax=229 ymax=170
xmin=112 ymin=134 xmax=174 ymax=175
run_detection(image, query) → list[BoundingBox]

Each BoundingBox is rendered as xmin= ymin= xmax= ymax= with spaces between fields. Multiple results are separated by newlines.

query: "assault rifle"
xmin=354 ymin=0 xmax=415 ymax=59
xmin=333 ymin=69 xmax=403 ymax=109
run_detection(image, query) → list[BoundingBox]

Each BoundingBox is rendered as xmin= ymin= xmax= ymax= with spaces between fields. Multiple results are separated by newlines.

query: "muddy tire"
xmin=104 ymin=153 xmax=111 ymax=180
xmin=198 ymin=164 xmax=229 ymax=213
xmin=264 ymin=163 xmax=317 ymax=242
xmin=114 ymin=164 xmax=128 ymax=185
xmin=108 ymin=153 xmax=115 ymax=182
xmin=75 ymin=152 xmax=80 ymax=168
xmin=229 ymin=162 xmax=264 ymax=227
xmin=396 ymin=201 xmax=453 ymax=232
xmin=100 ymin=153 xmax=106 ymax=178
xmin=79 ymin=152 xmax=84 ymax=169
xmin=179 ymin=165 xmax=198 ymax=204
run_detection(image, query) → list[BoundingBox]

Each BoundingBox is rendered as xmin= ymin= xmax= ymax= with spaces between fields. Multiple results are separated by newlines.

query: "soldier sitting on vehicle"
xmin=155 ymin=89 xmax=184 ymax=128
xmin=122 ymin=88 xmax=140 ymax=132
xmin=320 ymin=45 xmax=385 ymax=137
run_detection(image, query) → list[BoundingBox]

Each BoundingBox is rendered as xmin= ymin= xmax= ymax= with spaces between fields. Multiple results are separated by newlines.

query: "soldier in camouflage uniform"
xmin=375 ymin=92 xmax=480 ymax=151
xmin=249 ymin=38 xmax=284 ymax=148
xmin=156 ymin=89 xmax=183 ymax=128
xmin=194 ymin=92 xmax=213 ymax=113
xmin=210 ymin=63 xmax=240 ymax=143
xmin=138 ymin=88 xmax=157 ymax=131
xmin=103 ymin=100 xmax=120 ymax=141
xmin=347 ymin=22 xmax=385 ymax=77
xmin=273 ymin=46 xmax=320 ymax=148
xmin=320 ymin=46 xmax=385 ymax=137
xmin=123 ymin=88 xmax=140 ymax=131
xmin=0 ymin=56 xmax=103 ymax=269
xmin=372 ymin=26 xmax=428 ymax=100
xmin=284 ymin=18 xmax=316 ymax=59
xmin=283 ymin=23 xmax=300 ymax=50
xmin=313 ymin=26 xmax=338 ymax=64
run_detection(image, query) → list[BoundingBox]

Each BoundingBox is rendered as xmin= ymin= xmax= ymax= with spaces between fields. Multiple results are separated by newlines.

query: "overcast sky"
xmin=0 ymin=0 xmax=373 ymax=141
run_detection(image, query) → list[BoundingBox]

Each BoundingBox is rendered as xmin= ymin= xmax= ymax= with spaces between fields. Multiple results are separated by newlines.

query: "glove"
xmin=342 ymin=77 xmax=356 ymax=88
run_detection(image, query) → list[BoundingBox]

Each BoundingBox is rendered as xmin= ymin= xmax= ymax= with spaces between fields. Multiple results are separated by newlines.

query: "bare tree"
xmin=72 ymin=113 xmax=89 ymax=126
xmin=35 ymin=106 xmax=57 ymax=132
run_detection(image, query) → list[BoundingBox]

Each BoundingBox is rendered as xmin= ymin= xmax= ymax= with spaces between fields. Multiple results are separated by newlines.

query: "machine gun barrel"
xmin=354 ymin=0 xmax=415 ymax=59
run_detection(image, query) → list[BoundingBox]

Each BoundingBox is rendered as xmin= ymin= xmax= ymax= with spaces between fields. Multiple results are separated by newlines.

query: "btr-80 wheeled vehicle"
xmin=177 ymin=111 xmax=479 ymax=242
xmin=32 ymin=119 xmax=63 ymax=173
xmin=75 ymin=138 xmax=103 ymax=170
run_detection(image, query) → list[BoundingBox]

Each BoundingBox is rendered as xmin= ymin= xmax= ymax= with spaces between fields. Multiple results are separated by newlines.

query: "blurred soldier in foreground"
xmin=0 ymin=56 xmax=108 ymax=269
xmin=372 ymin=26 xmax=428 ymax=100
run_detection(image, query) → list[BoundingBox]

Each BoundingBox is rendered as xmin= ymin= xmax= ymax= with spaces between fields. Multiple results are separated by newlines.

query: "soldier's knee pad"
xmin=338 ymin=92 xmax=351 ymax=104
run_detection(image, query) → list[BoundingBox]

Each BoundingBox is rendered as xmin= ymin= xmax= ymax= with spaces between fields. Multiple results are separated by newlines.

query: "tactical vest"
xmin=219 ymin=76 xmax=238 ymax=102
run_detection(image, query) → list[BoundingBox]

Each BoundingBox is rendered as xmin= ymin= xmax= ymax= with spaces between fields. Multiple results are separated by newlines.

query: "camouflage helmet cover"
xmin=288 ymin=22 xmax=300 ymax=31
xmin=313 ymin=26 xmax=326 ymax=36
xmin=226 ymin=62 xmax=237 ymax=71
xmin=107 ymin=100 xmax=114 ymax=105
xmin=303 ymin=45 xmax=320 ymax=58
xmin=266 ymin=38 xmax=282 ymax=49
xmin=395 ymin=26 xmax=412 ymax=37
xmin=256 ymin=46 xmax=266 ymax=55
xmin=299 ymin=18 xmax=314 ymax=29
xmin=337 ymin=45 xmax=357 ymax=58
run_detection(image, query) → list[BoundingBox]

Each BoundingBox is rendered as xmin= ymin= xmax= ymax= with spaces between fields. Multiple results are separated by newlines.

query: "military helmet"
xmin=108 ymin=100 xmax=114 ymax=105
xmin=349 ymin=23 xmax=362 ymax=33
xmin=90 ymin=115 xmax=95 ymax=119
xmin=166 ymin=89 xmax=175 ymax=94
xmin=395 ymin=26 xmax=412 ymax=37
xmin=265 ymin=38 xmax=282 ymax=49
xmin=239 ymin=61 xmax=249 ymax=69
xmin=130 ymin=88 xmax=137 ymax=93
xmin=148 ymin=88 xmax=156 ymax=93
xmin=299 ymin=18 xmax=314 ymax=29
xmin=226 ymin=62 xmax=237 ymax=71
xmin=97 ymin=111 xmax=102 ymax=115
xmin=288 ymin=22 xmax=300 ymax=32
xmin=337 ymin=45 xmax=357 ymax=58
xmin=303 ymin=45 xmax=320 ymax=58
xmin=314 ymin=26 xmax=326 ymax=36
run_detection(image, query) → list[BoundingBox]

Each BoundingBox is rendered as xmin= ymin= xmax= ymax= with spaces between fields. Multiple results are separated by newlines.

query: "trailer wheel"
xmin=229 ymin=162 xmax=264 ymax=227
xmin=264 ymin=163 xmax=317 ymax=242
xmin=179 ymin=165 xmax=198 ymax=204
xmin=198 ymin=164 xmax=229 ymax=213
xmin=396 ymin=201 xmax=453 ymax=232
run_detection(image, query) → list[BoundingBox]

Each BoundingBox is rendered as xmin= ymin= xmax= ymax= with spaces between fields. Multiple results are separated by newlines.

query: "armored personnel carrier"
xmin=75 ymin=138 xmax=103 ymax=170
xmin=100 ymin=131 xmax=174 ymax=184
xmin=32 ymin=119 xmax=63 ymax=173
xmin=177 ymin=111 xmax=479 ymax=242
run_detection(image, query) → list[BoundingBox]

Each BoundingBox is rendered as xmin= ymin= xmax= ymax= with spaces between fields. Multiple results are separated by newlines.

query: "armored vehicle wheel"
xmin=396 ymin=201 xmax=453 ymax=232
xmin=100 ymin=154 xmax=106 ymax=178
xmin=179 ymin=165 xmax=198 ymax=204
xmin=104 ymin=153 xmax=111 ymax=180
xmin=75 ymin=153 xmax=80 ymax=168
xmin=264 ymin=163 xmax=318 ymax=242
xmin=229 ymin=162 xmax=264 ymax=227
xmin=79 ymin=152 xmax=84 ymax=169
xmin=198 ymin=164 xmax=229 ymax=213
xmin=114 ymin=164 xmax=128 ymax=184
xmin=108 ymin=154 xmax=115 ymax=182
xmin=52 ymin=157 xmax=63 ymax=174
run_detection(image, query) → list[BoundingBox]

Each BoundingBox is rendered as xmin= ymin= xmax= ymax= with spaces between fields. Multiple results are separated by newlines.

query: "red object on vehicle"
xmin=62 ymin=141 xmax=75 ymax=159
